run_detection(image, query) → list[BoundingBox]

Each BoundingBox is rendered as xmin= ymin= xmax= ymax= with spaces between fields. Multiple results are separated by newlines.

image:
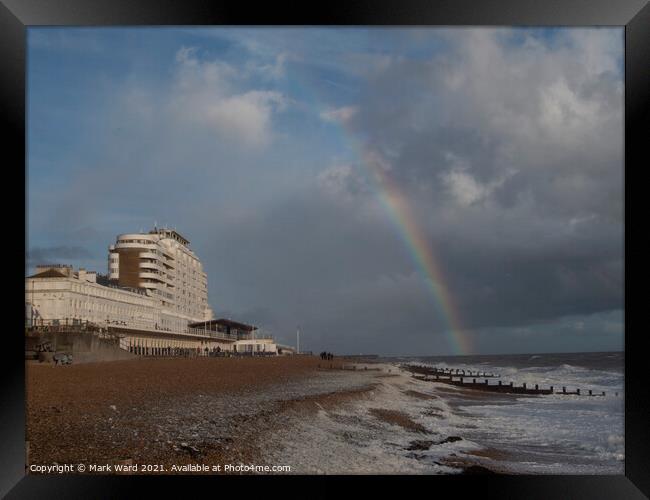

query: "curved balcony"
xmin=139 ymin=261 xmax=163 ymax=271
xmin=139 ymin=272 xmax=164 ymax=281
xmin=139 ymin=251 xmax=161 ymax=260
xmin=114 ymin=242 xmax=158 ymax=251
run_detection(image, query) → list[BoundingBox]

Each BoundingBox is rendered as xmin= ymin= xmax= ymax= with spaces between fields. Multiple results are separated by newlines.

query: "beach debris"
xmin=436 ymin=436 xmax=463 ymax=445
xmin=109 ymin=405 xmax=117 ymax=411
xmin=404 ymin=436 xmax=462 ymax=450
xmin=179 ymin=442 xmax=201 ymax=457
xmin=35 ymin=341 xmax=53 ymax=352
xmin=407 ymin=440 xmax=435 ymax=451
xmin=53 ymin=353 xmax=72 ymax=365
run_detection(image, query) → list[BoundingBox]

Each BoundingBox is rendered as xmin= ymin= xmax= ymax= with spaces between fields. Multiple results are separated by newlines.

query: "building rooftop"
xmin=189 ymin=318 xmax=258 ymax=332
xmin=28 ymin=268 xmax=68 ymax=279
xmin=149 ymin=227 xmax=190 ymax=246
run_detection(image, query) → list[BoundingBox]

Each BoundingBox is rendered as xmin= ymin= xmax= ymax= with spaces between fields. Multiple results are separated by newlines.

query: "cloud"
xmin=441 ymin=167 xmax=488 ymax=207
xmin=438 ymin=152 xmax=517 ymax=207
xmin=305 ymin=28 xmax=623 ymax=348
xmin=27 ymin=246 xmax=93 ymax=269
xmin=170 ymin=47 xmax=287 ymax=147
xmin=320 ymin=105 xmax=358 ymax=123
xmin=246 ymin=52 xmax=290 ymax=80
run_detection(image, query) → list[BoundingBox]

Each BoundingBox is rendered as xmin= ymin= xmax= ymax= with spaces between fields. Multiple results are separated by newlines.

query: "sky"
xmin=26 ymin=27 xmax=624 ymax=356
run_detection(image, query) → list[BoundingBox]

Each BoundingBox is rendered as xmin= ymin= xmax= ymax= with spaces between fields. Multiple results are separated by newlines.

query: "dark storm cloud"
xmin=305 ymin=29 xmax=624 ymax=352
xmin=26 ymin=245 xmax=93 ymax=269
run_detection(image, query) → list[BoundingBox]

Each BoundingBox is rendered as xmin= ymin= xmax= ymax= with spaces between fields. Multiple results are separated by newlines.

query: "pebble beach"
xmin=30 ymin=354 xmax=621 ymax=475
xmin=26 ymin=356 xmax=494 ymax=474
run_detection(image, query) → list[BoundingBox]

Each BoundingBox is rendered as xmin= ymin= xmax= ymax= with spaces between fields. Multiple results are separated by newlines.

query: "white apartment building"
xmin=25 ymin=264 xmax=160 ymax=330
xmin=108 ymin=227 xmax=214 ymax=332
xmin=25 ymin=229 xmax=283 ymax=356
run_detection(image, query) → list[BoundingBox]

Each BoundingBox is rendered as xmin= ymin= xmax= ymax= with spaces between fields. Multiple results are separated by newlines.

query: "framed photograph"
xmin=4 ymin=0 xmax=647 ymax=497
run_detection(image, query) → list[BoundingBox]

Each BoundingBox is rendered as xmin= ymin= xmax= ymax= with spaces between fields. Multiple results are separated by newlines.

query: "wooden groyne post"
xmin=402 ymin=364 xmax=614 ymax=397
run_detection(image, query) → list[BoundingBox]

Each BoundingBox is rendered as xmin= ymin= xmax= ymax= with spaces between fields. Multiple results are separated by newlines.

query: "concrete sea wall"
xmin=26 ymin=331 xmax=136 ymax=364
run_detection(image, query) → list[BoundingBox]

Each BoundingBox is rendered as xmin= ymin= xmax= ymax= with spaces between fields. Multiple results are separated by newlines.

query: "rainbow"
xmin=360 ymin=150 xmax=472 ymax=355
xmin=317 ymin=97 xmax=471 ymax=354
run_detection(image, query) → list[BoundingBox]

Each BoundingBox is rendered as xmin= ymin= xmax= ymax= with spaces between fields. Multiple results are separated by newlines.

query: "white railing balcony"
xmin=140 ymin=272 xmax=163 ymax=280
xmin=187 ymin=328 xmax=239 ymax=341
xmin=139 ymin=251 xmax=160 ymax=260
xmin=139 ymin=261 xmax=162 ymax=270
xmin=115 ymin=242 xmax=157 ymax=250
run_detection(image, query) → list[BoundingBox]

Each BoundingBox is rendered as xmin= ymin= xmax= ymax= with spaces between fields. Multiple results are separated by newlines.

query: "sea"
xmin=387 ymin=351 xmax=625 ymax=474
xmin=264 ymin=351 xmax=624 ymax=474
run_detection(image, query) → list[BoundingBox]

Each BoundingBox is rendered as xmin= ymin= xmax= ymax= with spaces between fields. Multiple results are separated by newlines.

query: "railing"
xmin=139 ymin=272 xmax=164 ymax=280
xmin=27 ymin=318 xmax=92 ymax=328
xmin=139 ymin=261 xmax=164 ymax=271
xmin=138 ymin=251 xmax=160 ymax=260
xmin=185 ymin=328 xmax=271 ymax=342
xmin=26 ymin=318 xmax=275 ymax=343
xmin=115 ymin=242 xmax=158 ymax=250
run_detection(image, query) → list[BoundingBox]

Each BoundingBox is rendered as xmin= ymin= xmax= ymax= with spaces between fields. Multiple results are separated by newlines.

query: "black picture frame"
xmin=3 ymin=1 xmax=647 ymax=498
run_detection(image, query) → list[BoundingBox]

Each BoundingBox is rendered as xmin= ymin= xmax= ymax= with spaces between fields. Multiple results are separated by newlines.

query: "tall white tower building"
xmin=108 ymin=227 xmax=214 ymax=331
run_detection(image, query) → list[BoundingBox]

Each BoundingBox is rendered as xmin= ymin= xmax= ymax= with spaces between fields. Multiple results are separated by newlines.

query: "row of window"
xmin=117 ymin=238 xmax=154 ymax=245
xmin=69 ymin=285 xmax=150 ymax=305
xmin=69 ymin=299 xmax=154 ymax=318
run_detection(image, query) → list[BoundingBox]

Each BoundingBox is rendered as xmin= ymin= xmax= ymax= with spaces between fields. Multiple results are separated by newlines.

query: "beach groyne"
xmin=408 ymin=365 xmax=500 ymax=378
xmin=403 ymin=364 xmax=611 ymax=397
